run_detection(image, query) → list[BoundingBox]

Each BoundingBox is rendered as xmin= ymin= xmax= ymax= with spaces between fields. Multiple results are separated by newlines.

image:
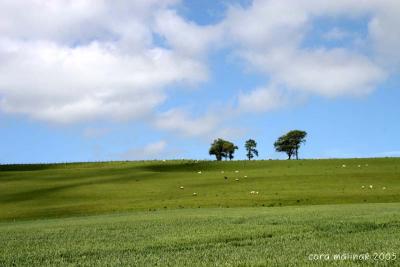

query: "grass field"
xmin=1 ymin=158 xmax=400 ymax=266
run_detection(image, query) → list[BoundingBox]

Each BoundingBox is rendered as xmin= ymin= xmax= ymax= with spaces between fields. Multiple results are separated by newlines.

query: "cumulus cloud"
xmin=224 ymin=0 xmax=398 ymax=98
xmin=238 ymin=86 xmax=287 ymax=113
xmin=1 ymin=0 xmax=400 ymax=134
xmin=119 ymin=140 xmax=167 ymax=160
xmin=154 ymin=109 xmax=220 ymax=138
xmin=0 ymin=0 xmax=209 ymax=123
xmin=153 ymin=9 xmax=222 ymax=57
xmin=323 ymin=28 xmax=350 ymax=41
xmin=83 ymin=127 xmax=111 ymax=138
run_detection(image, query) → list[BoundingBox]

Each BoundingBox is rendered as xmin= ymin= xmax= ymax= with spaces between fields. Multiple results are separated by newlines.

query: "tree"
xmin=225 ymin=142 xmax=238 ymax=160
xmin=245 ymin=139 xmax=258 ymax=160
xmin=209 ymin=138 xmax=238 ymax=161
xmin=274 ymin=130 xmax=307 ymax=160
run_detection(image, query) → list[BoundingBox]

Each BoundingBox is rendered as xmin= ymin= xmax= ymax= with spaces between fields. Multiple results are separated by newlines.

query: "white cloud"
xmin=154 ymin=109 xmax=220 ymax=138
xmin=119 ymin=140 xmax=167 ymax=160
xmin=83 ymin=127 xmax=111 ymax=138
xmin=153 ymin=9 xmax=222 ymax=57
xmin=0 ymin=0 xmax=209 ymax=124
xmin=153 ymin=108 xmax=246 ymax=140
xmin=238 ymin=86 xmax=287 ymax=112
xmin=224 ymin=0 xmax=398 ymax=97
xmin=0 ymin=40 xmax=206 ymax=123
xmin=1 ymin=0 xmax=400 ymax=132
xmin=244 ymin=47 xmax=385 ymax=97
xmin=323 ymin=28 xmax=349 ymax=41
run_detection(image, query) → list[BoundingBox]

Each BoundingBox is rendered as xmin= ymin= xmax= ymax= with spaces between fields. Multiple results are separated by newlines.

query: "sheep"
xmin=369 ymin=185 xmax=373 ymax=189
xmin=197 ymin=171 xmax=202 ymax=174
xmin=358 ymin=165 xmax=361 ymax=168
xmin=244 ymin=175 xmax=248 ymax=178
xmin=235 ymin=178 xmax=239 ymax=181
xmin=361 ymin=185 xmax=365 ymax=189
xmin=180 ymin=186 xmax=184 ymax=189
xmin=193 ymin=192 xmax=197 ymax=196
xmin=382 ymin=186 xmax=386 ymax=190
xmin=221 ymin=171 xmax=224 ymax=174
xmin=235 ymin=170 xmax=239 ymax=173
xmin=342 ymin=164 xmax=346 ymax=168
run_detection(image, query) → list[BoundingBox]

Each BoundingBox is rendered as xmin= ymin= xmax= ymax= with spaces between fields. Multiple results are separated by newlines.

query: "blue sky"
xmin=0 ymin=0 xmax=399 ymax=163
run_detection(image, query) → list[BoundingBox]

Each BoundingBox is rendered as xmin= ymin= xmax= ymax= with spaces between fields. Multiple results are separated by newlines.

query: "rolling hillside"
xmin=1 ymin=158 xmax=400 ymax=266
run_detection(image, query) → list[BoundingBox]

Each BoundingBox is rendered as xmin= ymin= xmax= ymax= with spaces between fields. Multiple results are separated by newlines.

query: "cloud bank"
xmin=0 ymin=0 xmax=399 ymax=137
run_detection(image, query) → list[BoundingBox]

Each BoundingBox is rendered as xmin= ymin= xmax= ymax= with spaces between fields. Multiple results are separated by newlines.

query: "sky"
xmin=0 ymin=0 xmax=400 ymax=163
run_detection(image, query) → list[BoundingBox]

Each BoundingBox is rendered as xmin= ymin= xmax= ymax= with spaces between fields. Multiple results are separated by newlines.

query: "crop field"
xmin=1 ymin=158 xmax=400 ymax=266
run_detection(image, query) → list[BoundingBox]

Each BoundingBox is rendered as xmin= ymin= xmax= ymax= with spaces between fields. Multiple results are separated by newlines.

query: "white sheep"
xmin=369 ymin=185 xmax=373 ymax=189
xmin=221 ymin=171 xmax=224 ymax=174
xmin=180 ymin=186 xmax=184 ymax=189
xmin=361 ymin=185 xmax=365 ymax=189
xmin=342 ymin=164 xmax=346 ymax=168
xmin=197 ymin=171 xmax=202 ymax=174
xmin=235 ymin=178 xmax=239 ymax=181
xmin=382 ymin=186 xmax=386 ymax=190
xmin=193 ymin=192 xmax=197 ymax=196
xmin=235 ymin=170 xmax=239 ymax=173
xmin=244 ymin=175 xmax=248 ymax=178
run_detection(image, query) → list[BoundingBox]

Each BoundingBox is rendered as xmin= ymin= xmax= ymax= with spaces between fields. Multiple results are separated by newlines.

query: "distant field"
xmin=0 ymin=158 xmax=399 ymax=221
xmin=1 ymin=158 xmax=400 ymax=266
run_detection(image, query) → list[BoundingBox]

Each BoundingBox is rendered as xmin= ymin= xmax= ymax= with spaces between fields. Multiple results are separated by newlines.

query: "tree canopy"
xmin=245 ymin=139 xmax=258 ymax=160
xmin=274 ymin=130 xmax=307 ymax=160
xmin=209 ymin=138 xmax=238 ymax=161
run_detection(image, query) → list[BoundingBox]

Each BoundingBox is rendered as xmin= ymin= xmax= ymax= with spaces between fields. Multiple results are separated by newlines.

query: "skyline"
xmin=1 ymin=0 xmax=400 ymax=163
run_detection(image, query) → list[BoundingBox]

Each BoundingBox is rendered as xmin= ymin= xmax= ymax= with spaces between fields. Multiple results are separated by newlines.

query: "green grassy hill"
xmin=1 ymin=158 xmax=400 ymax=266
xmin=1 ymin=158 xmax=399 ymax=221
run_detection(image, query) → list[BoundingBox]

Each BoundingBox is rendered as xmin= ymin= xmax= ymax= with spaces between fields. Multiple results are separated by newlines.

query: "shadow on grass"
xmin=0 ymin=172 xmax=157 ymax=203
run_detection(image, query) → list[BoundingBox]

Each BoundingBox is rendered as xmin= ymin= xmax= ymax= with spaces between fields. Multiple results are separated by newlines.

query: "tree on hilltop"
xmin=274 ymin=130 xmax=307 ymax=160
xmin=209 ymin=138 xmax=238 ymax=161
xmin=245 ymin=139 xmax=258 ymax=160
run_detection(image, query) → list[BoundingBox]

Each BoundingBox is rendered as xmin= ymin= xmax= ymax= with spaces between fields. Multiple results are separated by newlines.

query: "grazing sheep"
xmin=162 ymin=160 xmax=166 ymax=162
xmin=235 ymin=170 xmax=239 ymax=173
xmin=180 ymin=186 xmax=184 ymax=189
xmin=358 ymin=165 xmax=361 ymax=167
xmin=382 ymin=186 xmax=386 ymax=190
xmin=221 ymin=171 xmax=224 ymax=174
xmin=193 ymin=192 xmax=197 ymax=196
xmin=361 ymin=185 xmax=365 ymax=189
xmin=197 ymin=171 xmax=202 ymax=174
xmin=250 ymin=191 xmax=255 ymax=194
xmin=244 ymin=175 xmax=248 ymax=178
xmin=342 ymin=164 xmax=346 ymax=168
xmin=255 ymin=191 xmax=259 ymax=194
xmin=369 ymin=185 xmax=373 ymax=189
xmin=235 ymin=178 xmax=239 ymax=181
